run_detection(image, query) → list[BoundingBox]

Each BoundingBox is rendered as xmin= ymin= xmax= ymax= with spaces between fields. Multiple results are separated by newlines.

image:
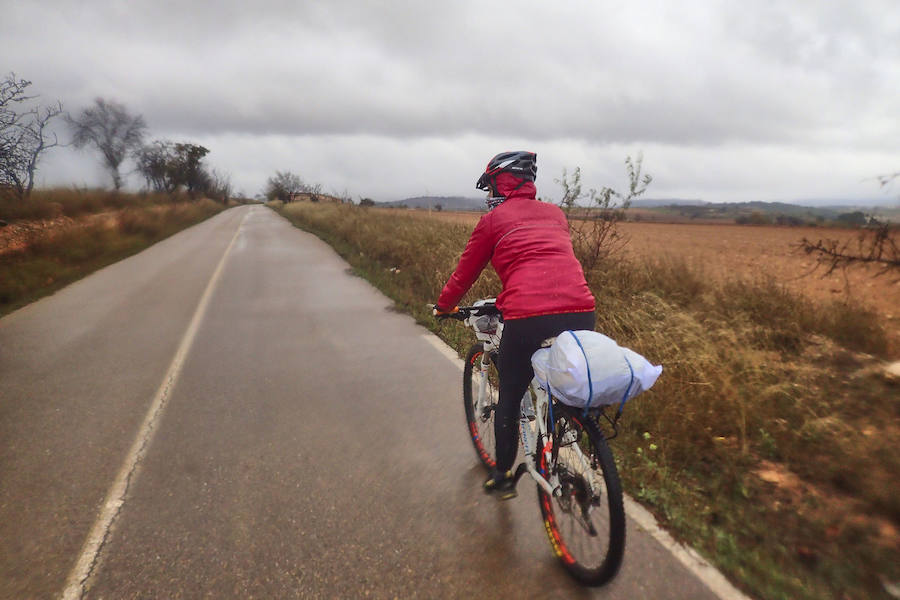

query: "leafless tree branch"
xmin=555 ymin=154 xmax=652 ymax=275
xmin=798 ymin=221 xmax=900 ymax=281
xmin=67 ymin=98 xmax=146 ymax=190
xmin=0 ymin=74 xmax=63 ymax=200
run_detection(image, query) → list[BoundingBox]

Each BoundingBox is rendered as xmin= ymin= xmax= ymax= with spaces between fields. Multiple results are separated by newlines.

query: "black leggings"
xmin=494 ymin=311 xmax=596 ymax=472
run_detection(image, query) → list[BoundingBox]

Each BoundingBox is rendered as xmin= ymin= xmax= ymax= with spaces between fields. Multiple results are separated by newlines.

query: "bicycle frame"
xmin=464 ymin=307 xmax=601 ymax=501
xmin=447 ymin=300 xmax=627 ymax=586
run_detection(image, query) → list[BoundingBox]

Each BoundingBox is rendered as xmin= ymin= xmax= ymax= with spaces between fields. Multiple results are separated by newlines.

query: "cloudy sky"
xmin=4 ymin=0 xmax=899 ymax=203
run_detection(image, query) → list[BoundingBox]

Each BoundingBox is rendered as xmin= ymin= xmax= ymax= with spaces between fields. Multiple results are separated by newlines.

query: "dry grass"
xmin=409 ymin=211 xmax=900 ymax=346
xmin=0 ymin=194 xmax=227 ymax=315
xmin=274 ymin=201 xmax=899 ymax=600
xmin=0 ymin=187 xmax=194 ymax=222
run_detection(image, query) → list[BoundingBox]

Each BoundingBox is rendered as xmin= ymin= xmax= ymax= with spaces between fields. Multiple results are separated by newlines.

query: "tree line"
xmin=1 ymin=72 xmax=231 ymax=202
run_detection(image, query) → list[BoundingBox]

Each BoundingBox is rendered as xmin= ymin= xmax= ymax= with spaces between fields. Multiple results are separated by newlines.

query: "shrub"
xmin=736 ymin=211 xmax=772 ymax=225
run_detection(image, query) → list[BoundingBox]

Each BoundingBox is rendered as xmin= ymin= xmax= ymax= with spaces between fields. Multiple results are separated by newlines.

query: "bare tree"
xmin=876 ymin=171 xmax=899 ymax=188
xmin=209 ymin=169 xmax=232 ymax=204
xmin=798 ymin=172 xmax=900 ymax=280
xmin=555 ymin=154 xmax=652 ymax=274
xmin=0 ymin=73 xmax=63 ymax=200
xmin=307 ymin=182 xmax=323 ymax=202
xmin=799 ymin=221 xmax=900 ymax=280
xmin=68 ymin=98 xmax=146 ymax=190
xmin=265 ymin=170 xmax=306 ymax=202
xmin=134 ymin=140 xmax=176 ymax=193
xmin=333 ymin=188 xmax=353 ymax=204
xmin=18 ymin=103 xmax=62 ymax=198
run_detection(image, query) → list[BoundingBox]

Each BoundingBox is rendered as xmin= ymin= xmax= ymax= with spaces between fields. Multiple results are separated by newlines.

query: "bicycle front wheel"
xmin=537 ymin=404 xmax=625 ymax=586
xmin=462 ymin=343 xmax=498 ymax=470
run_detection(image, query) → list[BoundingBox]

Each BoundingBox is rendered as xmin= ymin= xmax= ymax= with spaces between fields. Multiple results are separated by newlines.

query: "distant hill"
xmin=382 ymin=197 xmax=708 ymax=210
xmin=647 ymin=201 xmax=837 ymax=222
xmin=637 ymin=200 xmax=900 ymax=224
xmin=379 ymin=196 xmax=484 ymax=211
xmin=375 ymin=195 xmax=899 ymax=223
xmin=788 ymin=197 xmax=897 ymax=208
xmin=631 ymin=199 xmax=705 ymax=208
xmin=634 ymin=196 xmax=898 ymax=210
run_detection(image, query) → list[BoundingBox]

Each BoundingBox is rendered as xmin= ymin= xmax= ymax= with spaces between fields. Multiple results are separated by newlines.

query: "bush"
xmin=836 ymin=211 xmax=868 ymax=227
xmin=736 ymin=211 xmax=772 ymax=225
xmin=0 ymin=188 xmax=156 ymax=222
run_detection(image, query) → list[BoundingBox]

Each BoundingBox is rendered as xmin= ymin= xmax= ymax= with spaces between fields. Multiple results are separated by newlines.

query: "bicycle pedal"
xmin=497 ymin=489 xmax=517 ymax=501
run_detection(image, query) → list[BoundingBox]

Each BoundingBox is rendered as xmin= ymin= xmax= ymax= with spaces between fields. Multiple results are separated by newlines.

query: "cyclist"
xmin=434 ymin=151 xmax=596 ymax=500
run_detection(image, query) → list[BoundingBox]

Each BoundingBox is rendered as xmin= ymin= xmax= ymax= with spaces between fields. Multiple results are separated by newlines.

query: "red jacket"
xmin=438 ymin=173 xmax=595 ymax=320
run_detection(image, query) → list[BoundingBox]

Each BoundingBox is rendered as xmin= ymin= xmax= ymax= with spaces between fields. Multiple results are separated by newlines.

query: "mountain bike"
xmin=436 ymin=300 xmax=626 ymax=586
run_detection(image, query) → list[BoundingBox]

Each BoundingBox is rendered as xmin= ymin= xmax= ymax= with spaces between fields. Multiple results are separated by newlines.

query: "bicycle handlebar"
xmin=428 ymin=303 xmax=502 ymax=321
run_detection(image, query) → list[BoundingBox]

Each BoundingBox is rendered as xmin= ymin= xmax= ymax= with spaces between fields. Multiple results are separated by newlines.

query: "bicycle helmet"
xmin=476 ymin=151 xmax=537 ymax=209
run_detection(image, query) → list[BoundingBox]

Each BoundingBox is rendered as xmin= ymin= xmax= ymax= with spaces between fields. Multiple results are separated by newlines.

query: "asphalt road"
xmin=0 ymin=205 xmax=730 ymax=599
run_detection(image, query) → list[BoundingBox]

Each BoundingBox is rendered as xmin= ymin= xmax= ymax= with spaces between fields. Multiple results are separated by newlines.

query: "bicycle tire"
xmin=537 ymin=403 xmax=625 ymax=586
xmin=462 ymin=343 xmax=498 ymax=470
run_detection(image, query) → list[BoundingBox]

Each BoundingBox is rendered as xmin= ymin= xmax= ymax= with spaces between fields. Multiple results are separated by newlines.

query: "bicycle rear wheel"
xmin=462 ymin=343 xmax=498 ymax=470
xmin=537 ymin=404 xmax=625 ymax=586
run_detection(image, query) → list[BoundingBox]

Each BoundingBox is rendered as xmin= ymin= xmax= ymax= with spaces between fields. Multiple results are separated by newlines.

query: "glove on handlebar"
xmin=432 ymin=305 xmax=459 ymax=318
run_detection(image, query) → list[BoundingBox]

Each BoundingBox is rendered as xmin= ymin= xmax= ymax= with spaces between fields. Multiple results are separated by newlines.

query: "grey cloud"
xmin=5 ymin=0 xmax=899 ymax=201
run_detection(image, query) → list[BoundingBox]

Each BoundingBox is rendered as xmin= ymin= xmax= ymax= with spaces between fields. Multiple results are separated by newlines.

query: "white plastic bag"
xmin=531 ymin=330 xmax=662 ymax=409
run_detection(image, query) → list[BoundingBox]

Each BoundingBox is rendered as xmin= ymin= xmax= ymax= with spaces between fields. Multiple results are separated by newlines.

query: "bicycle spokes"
xmin=537 ymin=407 xmax=625 ymax=586
xmin=464 ymin=344 xmax=499 ymax=470
xmin=557 ymin=468 xmax=600 ymax=536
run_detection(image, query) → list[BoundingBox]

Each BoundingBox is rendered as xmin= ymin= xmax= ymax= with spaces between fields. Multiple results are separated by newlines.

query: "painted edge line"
xmin=621 ymin=497 xmax=753 ymax=600
xmin=422 ymin=334 xmax=466 ymax=370
xmin=421 ymin=331 xmax=752 ymax=600
xmin=60 ymin=209 xmax=250 ymax=600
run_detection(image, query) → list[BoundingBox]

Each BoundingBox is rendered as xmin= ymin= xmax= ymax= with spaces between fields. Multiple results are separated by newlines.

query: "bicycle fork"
xmin=475 ymin=353 xmax=492 ymax=418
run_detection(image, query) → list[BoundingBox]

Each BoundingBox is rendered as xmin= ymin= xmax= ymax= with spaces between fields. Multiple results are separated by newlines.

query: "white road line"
xmin=60 ymin=210 xmax=249 ymax=600
xmin=422 ymin=334 xmax=465 ymax=369
xmin=422 ymin=331 xmax=752 ymax=600
xmin=622 ymin=497 xmax=752 ymax=600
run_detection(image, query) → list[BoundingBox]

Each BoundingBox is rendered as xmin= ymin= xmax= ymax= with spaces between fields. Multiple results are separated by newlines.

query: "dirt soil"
xmin=0 ymin=211 xmax=122 ymax=255
xmin=616 ymin=222 xmax=899 ymax=321
xmin=0 ymin=216 xmax=75 ymax=254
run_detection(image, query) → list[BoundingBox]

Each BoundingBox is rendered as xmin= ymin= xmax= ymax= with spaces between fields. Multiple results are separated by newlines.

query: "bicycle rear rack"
xmin=591 ymin=406 xmax=621 ymax=441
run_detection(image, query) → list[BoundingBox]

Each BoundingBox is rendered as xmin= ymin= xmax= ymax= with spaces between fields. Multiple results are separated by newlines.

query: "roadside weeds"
xmin=0 ymin=196 xmax=228 ymax=317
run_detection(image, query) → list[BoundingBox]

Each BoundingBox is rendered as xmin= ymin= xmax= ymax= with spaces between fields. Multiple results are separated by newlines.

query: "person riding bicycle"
xmin=434 ymin=151 xmax=596 ymax=500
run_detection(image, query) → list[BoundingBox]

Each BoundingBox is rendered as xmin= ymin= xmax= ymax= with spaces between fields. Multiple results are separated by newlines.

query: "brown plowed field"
xmin=404 ymin=209 xmax=900 ymax=349
xmin=616 ymin=222 xmax=898 ymax=319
